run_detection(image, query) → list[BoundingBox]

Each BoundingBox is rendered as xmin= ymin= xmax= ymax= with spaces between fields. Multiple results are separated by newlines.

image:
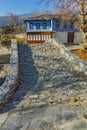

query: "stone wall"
xmin=0 ymin=39 xmax=18 ymax=107
xmin=0 ymin=54 xmax=10 ymax=64
xmin=46 ymin=39 xmax=87 ymax=74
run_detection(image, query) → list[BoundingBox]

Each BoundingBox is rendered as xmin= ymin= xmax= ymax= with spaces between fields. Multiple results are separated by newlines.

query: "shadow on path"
xmin=0 ymin=43 xmax=39 ymax=113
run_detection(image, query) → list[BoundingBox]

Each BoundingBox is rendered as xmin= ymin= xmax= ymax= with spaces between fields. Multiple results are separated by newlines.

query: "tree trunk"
xmin=78 ymin=0 xmax=87 ymax=49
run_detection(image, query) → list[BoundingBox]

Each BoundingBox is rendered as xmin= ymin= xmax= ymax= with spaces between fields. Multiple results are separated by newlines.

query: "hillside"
xmin=0 ymin=13 xmax=32 ymax=27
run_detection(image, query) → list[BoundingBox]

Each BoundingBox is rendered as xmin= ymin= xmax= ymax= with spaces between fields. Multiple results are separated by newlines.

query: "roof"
xmin=24 ymin=13 xmax=87 ymax=22
xmin=24 ymin=14 xmax=61 ymax=21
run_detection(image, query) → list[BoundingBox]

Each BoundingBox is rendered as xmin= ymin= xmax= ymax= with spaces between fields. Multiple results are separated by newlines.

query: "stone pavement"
xmin=0 ymin=42 xmax=87 ymax=130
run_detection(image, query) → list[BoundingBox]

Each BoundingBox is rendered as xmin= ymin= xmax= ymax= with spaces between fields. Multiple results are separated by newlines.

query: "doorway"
xmin=68 ymin=32 xmax=74 ymax=43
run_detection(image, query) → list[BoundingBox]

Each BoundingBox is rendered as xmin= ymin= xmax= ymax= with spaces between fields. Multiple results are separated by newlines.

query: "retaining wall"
xmin=46 ymin=39 xmax=87 ymax=74
xmin=0 ymin=39 xmax=18 ymax=107
xmin=0 ymin=54 xmax=10 ymax=64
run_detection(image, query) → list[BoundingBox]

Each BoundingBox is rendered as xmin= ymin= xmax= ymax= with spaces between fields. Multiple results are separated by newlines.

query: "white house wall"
xmin=74 ymin=32 xmax=83 ymax=44
xmin=53 ymin=32 xmax=83 ymax=44
xmin=55 ymin=32 xmax=67 ymax=43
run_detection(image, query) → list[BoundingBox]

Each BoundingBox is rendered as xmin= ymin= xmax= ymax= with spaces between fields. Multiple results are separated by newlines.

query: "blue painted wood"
xmin=52 ymin=19 xmax=79 ymax=32
xmin=26 ymin=20 xmax=52 ymax=32
xmin=25 ymin=19 xmax=80 ymax=33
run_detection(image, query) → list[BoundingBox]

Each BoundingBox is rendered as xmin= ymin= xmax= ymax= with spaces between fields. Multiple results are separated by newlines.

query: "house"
xmin=24 ymin=14 xmax=83 ymax=44
xmin=24 ymin=14 xmax=54 ymax=44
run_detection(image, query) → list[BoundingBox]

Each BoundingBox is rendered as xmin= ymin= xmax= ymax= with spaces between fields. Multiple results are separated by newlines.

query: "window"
xmin=30 ymin=23 xmax=33 ymax=29
xmin=26 ymin=23 xmax=28 ymax=29
xmin=63 ymin=22 xmax=66 ymax=28
xmin=56 ymin=21 xmax=60 ymax=28
xmin=43 ymin=23 xmax=46 ymax=29
xmin=70 ymin=22 xmax=74 ymax=28
xmin=36 ymin=23 xmax=40 ymax=29
xmin=49 ymin=21 xmax=51 ymax=27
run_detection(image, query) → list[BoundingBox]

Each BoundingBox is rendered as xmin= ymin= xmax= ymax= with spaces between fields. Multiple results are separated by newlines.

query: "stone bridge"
xmin=0 ymin=39 xmax=87 ymax=130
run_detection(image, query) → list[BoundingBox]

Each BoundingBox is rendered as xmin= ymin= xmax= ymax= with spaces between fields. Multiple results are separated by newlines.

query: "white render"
xmin=53 ymin=32 xmax=83 ymax=44
xmin=55 ymin=32 xmax=67 ymax=43
xmin=74 ymin=32 xmax=83 ymax=44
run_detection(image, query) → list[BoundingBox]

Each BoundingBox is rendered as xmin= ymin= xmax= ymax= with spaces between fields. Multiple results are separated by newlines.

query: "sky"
xmin=0 ymin=0 xmax=47 ymax=16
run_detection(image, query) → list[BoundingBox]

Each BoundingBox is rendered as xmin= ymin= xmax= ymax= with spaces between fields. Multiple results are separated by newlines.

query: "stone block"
xmin=0 ymin=39 xmax=18 ymax=107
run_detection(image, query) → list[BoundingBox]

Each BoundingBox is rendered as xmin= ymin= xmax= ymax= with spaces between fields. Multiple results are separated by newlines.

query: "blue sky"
xmin=0 ymin=0 xmax=47 ymax=16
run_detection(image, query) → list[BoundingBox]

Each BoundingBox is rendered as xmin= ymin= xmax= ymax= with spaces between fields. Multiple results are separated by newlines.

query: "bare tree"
xmin=77 ymin=0 xmax=87 ymax=48
xmin=8 ymin=13 xmax=20 ymax=26
xmin=8 ymin=13 xmax=24 ymax=34
xmin=39 ymin=0 xmax=87 ymax=48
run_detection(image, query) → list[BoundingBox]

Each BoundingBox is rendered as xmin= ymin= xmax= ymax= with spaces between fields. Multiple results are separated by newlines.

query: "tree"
xmin=7 ymin=13 xmax=25 ymax=34
xmin=8 ymin=13 xmax=20 ymax=26
xmin=39 ymin=0 xmax=87 ymax=49
xmin=77 ymin=0 xmax=87 ymax=48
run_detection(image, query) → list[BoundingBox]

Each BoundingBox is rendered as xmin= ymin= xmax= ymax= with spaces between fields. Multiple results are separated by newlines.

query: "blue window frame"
xmin=36 ymin=23 xmax=40 ymax=29
xmin=56 ymin=21 xmax=60 ymax=28
xmin=70 ymin=22 xmax=74 ymax=28
xmin=30 ymin=23 xmax=33 ymax=29
xmin=63 ymin=22 xmax=66 ymax=28
xmin=43 ymin=23 xmax=47 ymax=29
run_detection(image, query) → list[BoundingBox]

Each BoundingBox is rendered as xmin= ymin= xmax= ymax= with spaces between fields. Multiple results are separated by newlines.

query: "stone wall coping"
xmin=0 ymin=39 xmax=18 ymax=107
xmin=46 ymin=38 xmax=87 ymax=75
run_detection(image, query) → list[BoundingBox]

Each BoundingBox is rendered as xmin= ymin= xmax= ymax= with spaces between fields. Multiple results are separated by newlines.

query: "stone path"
xmin=0 ymin=42 xmax=87 ymax=130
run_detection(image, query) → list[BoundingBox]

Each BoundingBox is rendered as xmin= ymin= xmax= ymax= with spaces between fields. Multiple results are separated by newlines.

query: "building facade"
xmin=24 ymin=15 xmax=83 ymax=44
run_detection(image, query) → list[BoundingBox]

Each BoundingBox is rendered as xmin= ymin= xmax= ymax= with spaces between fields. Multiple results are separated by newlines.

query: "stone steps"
xmin=2 ymin=42 xmax=87 ymax=109
xmin=0 ymin=42 xmax=87 ymax=130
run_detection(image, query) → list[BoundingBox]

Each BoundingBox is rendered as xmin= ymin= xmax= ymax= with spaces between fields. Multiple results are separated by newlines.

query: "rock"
xmin=29 ymin=95 xmax=39 ymax=99
xmin=69 ymin=96 xmax=80 ymax=103
xmin=39 ymin=94 xmax=46 ymax=99
xmin=0 ymin=113 xmax=8 ymax=127
xmin=83 ymin=114 xmax=87 ymax=119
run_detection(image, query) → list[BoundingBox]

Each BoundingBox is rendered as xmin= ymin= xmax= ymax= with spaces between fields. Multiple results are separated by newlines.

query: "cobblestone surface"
xmin=0 ymin=42 xmax=87 ymax=130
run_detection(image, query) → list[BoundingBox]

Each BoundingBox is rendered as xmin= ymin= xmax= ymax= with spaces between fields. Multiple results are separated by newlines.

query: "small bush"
xmin=16 ymin=37 xmax=26 ymax=44
xmin=1 ymin=40 xmax=11 ymax=49
xmin=0 ymin=34 xmax=13 ymax=49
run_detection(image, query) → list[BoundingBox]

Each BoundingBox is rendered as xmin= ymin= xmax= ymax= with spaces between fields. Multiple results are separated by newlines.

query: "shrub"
xmin=1 ymin=39 xmax=11 ymax=49
xmin=0 ymin=34 xmax=13 ymax=49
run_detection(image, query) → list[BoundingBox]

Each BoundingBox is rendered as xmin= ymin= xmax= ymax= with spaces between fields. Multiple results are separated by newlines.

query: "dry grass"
xmin=0 ymin=34 xmax=26 ymax=48
xmin=0 ymin=34 xmax=14 ymax=49
xmin=15 ymin=37 xmax=26 ymax=44
xmin=72 ymin=49 xmax=87 ymax=62
xmin=71 ymin=49 xmax=87 ymax=77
